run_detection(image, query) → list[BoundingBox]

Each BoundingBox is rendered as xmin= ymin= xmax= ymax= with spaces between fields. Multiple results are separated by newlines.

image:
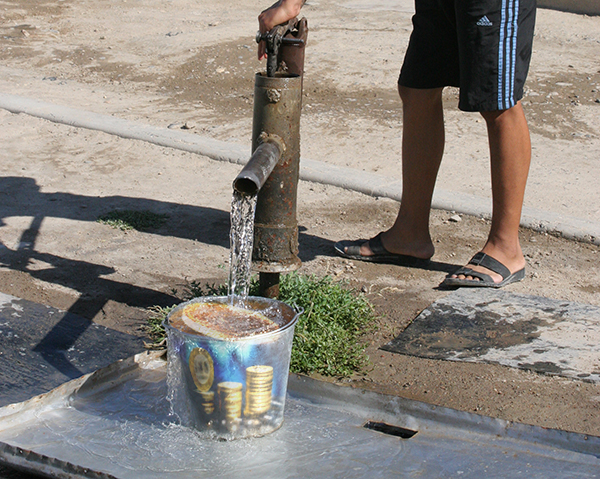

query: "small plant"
xmin=146 ymin=273 xmax=376 ymax=378
xmin=97 ymin=210 xmax=168 ymax=231
xmin=187 ymin=280 xmax=228 ymax=298
xmin=146 ymin=305 xmax=175 ymax=343
xmin=278 ymin=273 xmax=375 ymax=377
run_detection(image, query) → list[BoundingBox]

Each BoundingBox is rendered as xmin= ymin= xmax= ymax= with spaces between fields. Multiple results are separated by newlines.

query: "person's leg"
xmin=337 ymin=0 xmax=457 ymax=262
xmin=450 ymin=101 xmax=530 ymax=283
xmin=354 ymin=86 xmax=443 ymax=260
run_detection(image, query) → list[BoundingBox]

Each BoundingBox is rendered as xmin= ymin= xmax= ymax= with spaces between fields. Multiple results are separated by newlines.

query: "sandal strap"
xmin=367 ymin=232 xmax=388 ymax=255
xmin=339 ymin=232 xmax=387 ymax=256
xmin=451 ymin=266 xmax=494 ymax=283
xmin=468 ymin=252 xmax=510 ymax=279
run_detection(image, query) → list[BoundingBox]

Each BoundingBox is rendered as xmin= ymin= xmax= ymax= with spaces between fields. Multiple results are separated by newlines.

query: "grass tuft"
xmin=146 ymin=272 xmax=375 ymax=378
xmin=97 ymin=210 xmax=168 ymax=231
xmin=277 ymin=273 xmax=374 ymax=377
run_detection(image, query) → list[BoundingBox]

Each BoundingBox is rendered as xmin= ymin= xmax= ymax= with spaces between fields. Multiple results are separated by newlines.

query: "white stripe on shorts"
xmin=498 ymin=0 xmax=519 ymax=110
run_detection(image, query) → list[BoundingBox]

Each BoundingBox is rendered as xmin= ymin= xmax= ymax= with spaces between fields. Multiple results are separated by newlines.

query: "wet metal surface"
xmin=0 ymin=292 xmax=146 ymax=408
xmin=0 ymin=351 xmax=598 ymax=478
xmin=383 ymin=289 xmax=600 ymax=383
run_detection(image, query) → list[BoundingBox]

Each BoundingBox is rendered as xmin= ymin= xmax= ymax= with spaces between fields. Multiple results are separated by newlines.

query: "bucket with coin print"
xmin=164 ymin=296 xmax=301 ymax=439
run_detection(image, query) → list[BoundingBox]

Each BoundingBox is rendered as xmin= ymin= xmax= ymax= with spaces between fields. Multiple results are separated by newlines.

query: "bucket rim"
xmin=163 ymin=295 xmax=303 ymax=342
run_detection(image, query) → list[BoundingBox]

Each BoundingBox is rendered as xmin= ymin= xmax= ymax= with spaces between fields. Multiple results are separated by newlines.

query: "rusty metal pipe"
xmin=251 ymin=72 xmax=303 ymax=278
xmin=259 ymin=272 xmax=281 ymax=299
xmin=233 ymin=140 xmax=283 ymax=195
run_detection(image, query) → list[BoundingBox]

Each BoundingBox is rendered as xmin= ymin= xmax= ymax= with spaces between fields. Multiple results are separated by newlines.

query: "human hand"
xmin=257 ymin=0 xmax=305 ymax=60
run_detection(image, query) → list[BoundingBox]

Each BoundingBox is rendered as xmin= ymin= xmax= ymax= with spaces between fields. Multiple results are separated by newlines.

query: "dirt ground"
xmin=0 ymin=0 xmax=599 ymax=450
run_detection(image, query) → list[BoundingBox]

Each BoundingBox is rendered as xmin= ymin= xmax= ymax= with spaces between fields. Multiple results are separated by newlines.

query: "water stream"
xmin=227 ymin=190 xmax=258 ymax=306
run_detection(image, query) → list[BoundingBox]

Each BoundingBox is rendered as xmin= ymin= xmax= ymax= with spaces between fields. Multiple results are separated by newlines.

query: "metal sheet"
xmin=0 ymin=351 xmax=598 ymax=478
xmin=383 ymin=289 xmax=600 ymax=383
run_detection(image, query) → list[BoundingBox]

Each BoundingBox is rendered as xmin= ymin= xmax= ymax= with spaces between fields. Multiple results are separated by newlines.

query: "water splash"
xmin=228 ymin=190 xmax=258 ymax=305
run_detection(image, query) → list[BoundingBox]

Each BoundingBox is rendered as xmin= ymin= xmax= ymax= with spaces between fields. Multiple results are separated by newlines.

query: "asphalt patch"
xmin=383 ymin=288 xmax=600 ymax=383
xmin=0 ymin=292 xmax=146 ymax=407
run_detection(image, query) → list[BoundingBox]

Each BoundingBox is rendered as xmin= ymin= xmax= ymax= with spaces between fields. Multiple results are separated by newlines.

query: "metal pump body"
xmin=233 ymin=18 xmax=307 ymax=298
xmin=251 ymin=73 xmax=302 ymax=277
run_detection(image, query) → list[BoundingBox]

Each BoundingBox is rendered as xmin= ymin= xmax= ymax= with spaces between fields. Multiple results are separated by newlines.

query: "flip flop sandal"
xmin=441 ymin=252 xmax=526 ymax=288
xmin=334 ymin=232 xmax=431 ymax=267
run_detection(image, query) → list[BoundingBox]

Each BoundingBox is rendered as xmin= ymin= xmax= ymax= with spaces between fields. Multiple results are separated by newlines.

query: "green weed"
xmin=278 ymin=273 xmax=374 ymax=377
xmin=97 ymin=210 xmax=168 ymax=231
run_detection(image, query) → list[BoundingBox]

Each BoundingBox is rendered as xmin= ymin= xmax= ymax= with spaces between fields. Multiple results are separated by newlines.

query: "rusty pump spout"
xmin=233 ymin=135 xmax=284 ymax=195
xmin=233 ymin=18 xmax=307 ymax=299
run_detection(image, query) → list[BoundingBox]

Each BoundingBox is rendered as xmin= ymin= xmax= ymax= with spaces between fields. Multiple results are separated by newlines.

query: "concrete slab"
xmin=0 ymin=292 xmax=146 ymax=407
xmin=383 ymin=289 xmax=600 ymax=383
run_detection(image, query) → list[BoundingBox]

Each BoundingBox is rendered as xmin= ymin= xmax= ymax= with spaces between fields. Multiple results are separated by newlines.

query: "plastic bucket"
xmin=164 ymin=296 xmax=301 ymax=439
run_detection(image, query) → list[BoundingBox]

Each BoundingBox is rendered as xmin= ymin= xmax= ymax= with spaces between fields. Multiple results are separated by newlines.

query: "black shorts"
xmin=398 ymin=0 xmax=537 ymax=112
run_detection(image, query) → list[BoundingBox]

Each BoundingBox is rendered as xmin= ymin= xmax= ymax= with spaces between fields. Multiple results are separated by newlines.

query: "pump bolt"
xmin=266 ymin=88 xmax=281 ymax=103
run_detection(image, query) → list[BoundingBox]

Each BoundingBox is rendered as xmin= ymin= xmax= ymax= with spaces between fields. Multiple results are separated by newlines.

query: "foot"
xmin=351 ymin=230 xmax=434 ymax=261
xmin=334 ymin=231 xmax=433 ymax=267
xmin=448 ymin=247 xmax=526 ymax=286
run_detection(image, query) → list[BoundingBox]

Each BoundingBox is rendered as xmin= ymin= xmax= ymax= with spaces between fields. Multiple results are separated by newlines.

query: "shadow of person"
xmin=0 ymin=176 xmax=227 ymax=380
xmin=0 ymin=176 xmax=232 ymax=243
xmin=0 ymin=244 xmax=175 ymax=379
xmin=0 ymin=176 xmax=461 ymax=380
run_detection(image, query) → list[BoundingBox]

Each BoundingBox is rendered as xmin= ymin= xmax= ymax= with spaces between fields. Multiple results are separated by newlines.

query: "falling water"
xmin=228 ymin=190 xmax=258 ymax=305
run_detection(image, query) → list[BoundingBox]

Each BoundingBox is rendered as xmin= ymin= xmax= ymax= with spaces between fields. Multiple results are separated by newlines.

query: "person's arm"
xmin=257 ymin=0 xmax=305 ymax=60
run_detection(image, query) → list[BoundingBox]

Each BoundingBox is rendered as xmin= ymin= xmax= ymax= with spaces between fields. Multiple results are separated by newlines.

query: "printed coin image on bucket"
xmin=164 ymin=296 xmax=301 ymax=439
xmin=199 ymin=391 xmax=215 ymax=416
xmin=189 ymin=347 xmax=214 ymax=392
xmin=218 ymin=381 xmax=243 ymax=431
xmin=245 ymin=365 xmax=273 ymax=417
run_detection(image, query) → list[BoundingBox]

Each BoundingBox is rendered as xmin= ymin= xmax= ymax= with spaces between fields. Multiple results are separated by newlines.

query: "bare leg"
xmin=452 ymin=101 xmax=531 ymax=283
xmin=353 ymin=86 xmax=444 ymax=260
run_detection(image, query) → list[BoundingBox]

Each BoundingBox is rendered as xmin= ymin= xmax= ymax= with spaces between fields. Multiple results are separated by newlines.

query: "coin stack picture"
xmin=199 ymin=391 xmax=215 ymax=416
xmin=217 ymin=382 xmax=243 ymax=424
xmin=244 ymin=365 xmax=274 ymax=417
